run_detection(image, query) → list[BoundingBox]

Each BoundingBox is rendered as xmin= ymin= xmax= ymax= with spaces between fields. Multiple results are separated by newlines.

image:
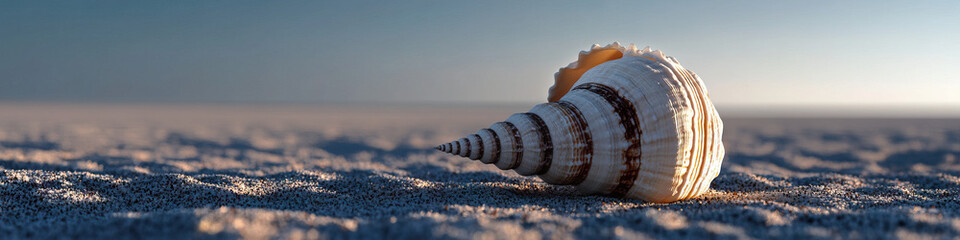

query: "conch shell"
xmin=436 ymin=43 xmax=724 ymax=203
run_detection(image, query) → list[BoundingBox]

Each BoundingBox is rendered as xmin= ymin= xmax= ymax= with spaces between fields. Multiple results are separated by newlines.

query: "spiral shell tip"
xmin=437 ymin=143 xmax=447 ymax=153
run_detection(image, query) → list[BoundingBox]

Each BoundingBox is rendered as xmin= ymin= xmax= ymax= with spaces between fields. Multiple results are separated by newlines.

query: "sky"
xmin=1 ymin=1 xmax=958 ymax=107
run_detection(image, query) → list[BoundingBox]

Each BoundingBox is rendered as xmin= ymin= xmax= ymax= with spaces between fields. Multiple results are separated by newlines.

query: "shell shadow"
xmin=0 ymin=140 xmax=59 ymax=151
xmin=165 ymin=133 xmax=285 ymax=159
xmin=398 ymin=164 xmax=516 ymax=183
xmin=315 ymin=137 xmax=429 ymax=158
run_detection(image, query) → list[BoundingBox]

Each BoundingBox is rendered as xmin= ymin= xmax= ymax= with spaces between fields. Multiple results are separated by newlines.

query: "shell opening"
xmin=548 ymin=49 xmax=623 ymax=102
xmin=547 ymin=42 xmax=668 ymax=102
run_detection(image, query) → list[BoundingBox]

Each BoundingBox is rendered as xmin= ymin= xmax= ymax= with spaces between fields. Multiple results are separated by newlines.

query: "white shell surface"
xmin=439 ymin=43 xmax=724 ymax=203
xmin=489 ymin=122 xmax=519 ymax=170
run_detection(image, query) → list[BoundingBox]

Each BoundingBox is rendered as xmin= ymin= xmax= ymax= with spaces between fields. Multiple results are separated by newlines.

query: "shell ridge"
xmin=564 ymin=91 xmax=625 ymax=195
xmin=549 ymin=100 xmax=593 ymax=185
xmin=583 ymin=57 xmax=684 ymax=201
xmin=681 ymin=68 xmax=720 ymax=199
xmin=462 ymin=138 xmax=471 ymax=158
xmin=662 ymin=64 xmax=709 ymax=200
xmin=668 ymin=64 xmax=701 ymax=199
xmin=502 ymin=121 xmax=524 ymax=170
xmin=572 ymin=82 xmax=642 ymax=197
xmin=523 ymin=112 xmax=554 ymax=175
xmin=682 ymin=68 xmax=710 ymax=199
xmin=490 ymin=123 xmax=515 ymax=169
xmin=639 ymin=60 xmax=697 ymax=200
xmin=598 ymin=61 xmax=661 ymax=196
xmin=471 ymin=134 xmax=483 ymax=160
xmin=482 ymin=128 xmax=501 ymax=164
xmin=454 ymin=141 xmax=461 ymax=155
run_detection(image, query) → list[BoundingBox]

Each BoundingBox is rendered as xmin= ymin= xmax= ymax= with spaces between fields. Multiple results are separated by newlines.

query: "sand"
xmin=0 ymin=104 xmax=958 ymax=239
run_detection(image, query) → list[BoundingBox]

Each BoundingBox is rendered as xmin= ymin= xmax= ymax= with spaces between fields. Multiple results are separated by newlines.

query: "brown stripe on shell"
xmin=462 ymin=138 xmax=471 ymax=157
xmin=471 ymin=134 xmax=483 ymax=160
xmin=573 ymin=83 xmax=642 ymax=197
xmin=483 ymin=128 xmax=501 ymax=164
xmin=552 ymin=100 xmax=593 ymax=185
xmin=523 ymin=112 xmax=553 ymax=175
xmin=502 ymin=121 xmax=523 ymax=170
xmin=454 ymin=141 xmax=461 ymax=155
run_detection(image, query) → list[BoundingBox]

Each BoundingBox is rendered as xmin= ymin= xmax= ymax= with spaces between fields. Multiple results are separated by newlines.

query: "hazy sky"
xmin=1 ymin=1 xmax=958 ymax=106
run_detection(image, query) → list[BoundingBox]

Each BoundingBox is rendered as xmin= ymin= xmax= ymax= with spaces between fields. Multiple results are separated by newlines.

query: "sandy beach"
xmin=0 ymin=104 xmax=958 ymax=239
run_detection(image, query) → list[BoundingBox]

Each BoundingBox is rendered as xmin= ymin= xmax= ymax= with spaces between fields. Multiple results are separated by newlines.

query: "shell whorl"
xmin=438 ymin=43 xmax=725 ymax=203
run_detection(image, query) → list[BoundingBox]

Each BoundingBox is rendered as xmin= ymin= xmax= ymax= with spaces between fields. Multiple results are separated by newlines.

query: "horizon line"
xmin=1 ymin=100 xmax=958 ymax=119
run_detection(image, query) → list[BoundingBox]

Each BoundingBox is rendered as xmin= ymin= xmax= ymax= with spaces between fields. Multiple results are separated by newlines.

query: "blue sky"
xmin=1 ymin=1 xmax=958 ymax=106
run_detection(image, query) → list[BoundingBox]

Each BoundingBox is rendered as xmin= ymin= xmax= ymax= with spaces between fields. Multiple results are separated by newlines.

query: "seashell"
xmin=436 ymin=42 xmax=724 ymax=203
